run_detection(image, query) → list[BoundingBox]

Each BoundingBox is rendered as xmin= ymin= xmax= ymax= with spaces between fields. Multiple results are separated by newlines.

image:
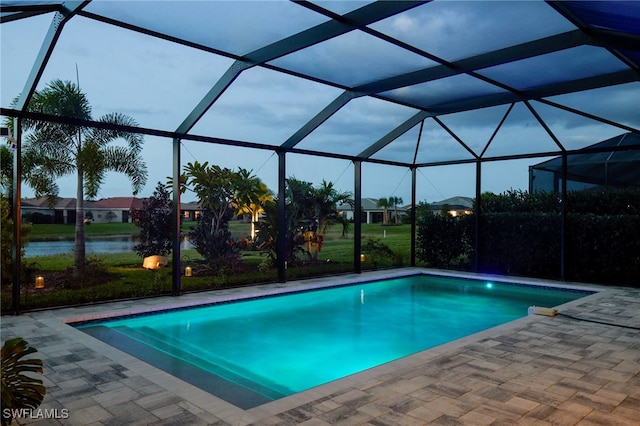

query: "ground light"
xmin=35 ymin=276 xmax=44 ymax=289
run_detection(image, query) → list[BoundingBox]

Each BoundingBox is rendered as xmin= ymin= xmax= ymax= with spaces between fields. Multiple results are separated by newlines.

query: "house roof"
xmin=21 ymin=197 xmax=76 ymax=209
xmin=91 ymin=197 xmax=144 ymax=210
xmin=428 ymin=196 xmax=474 ymax=211
xmin=181 ymin=201 xmax=201 ymax=210
xmin=338 ymin=197 xmax=397 ymax=211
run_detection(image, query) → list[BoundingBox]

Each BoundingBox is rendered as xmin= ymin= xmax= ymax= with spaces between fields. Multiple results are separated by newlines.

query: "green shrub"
xmin=478 ymin=213 xmax=561 ymax=278
xmin=362 ymin=238 xmax=403 ymax=268
xmin=416 ymin=213 xmax=472 ymax=270
xmin=131 ymin=182 xmax=173 ymax=258
xmin=565 ymin=214 xmax=640 ymax=285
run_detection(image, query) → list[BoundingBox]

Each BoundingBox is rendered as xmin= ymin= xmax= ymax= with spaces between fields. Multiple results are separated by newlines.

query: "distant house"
xmin=337 ymin=198 xmax=408 ymax=224
xmin=21 ymin=197 xmax=202 ymax=224
xmin=88 ymin=197 xmax=145 ymax=223
xmin=426 ymin=196 xmax=474 ymax=217
xmin=21 ymin=197 xmax=76 ymax=224
xmin=181 ymin=201 xmax=201 ymax=222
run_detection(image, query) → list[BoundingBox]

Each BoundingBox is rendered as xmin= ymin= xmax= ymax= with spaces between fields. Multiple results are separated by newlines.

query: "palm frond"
xmin=103 ymin=146 xmax=148 ymax=195
xmin=93 ymin=113 xmax=144 ymax=154
xmin=23 ymin=80 xmax=91 ymax=137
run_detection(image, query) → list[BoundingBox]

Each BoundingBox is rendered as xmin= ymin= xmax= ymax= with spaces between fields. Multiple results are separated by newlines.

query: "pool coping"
xmin=5 ymin=267 xmax=638 ymax=425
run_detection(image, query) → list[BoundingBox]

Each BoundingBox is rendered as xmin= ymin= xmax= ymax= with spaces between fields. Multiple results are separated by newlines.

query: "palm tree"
xmin=312 ymin=180 xmax=352 ymax=237
xmin=253 ymin=178 xmax=351 ymax=264
xmin=19 ymin=79 xmax=147 ymax=272
xmin=233 ymin=167 xmax=273 ymax=240
xmin=376 ymin=197 xmax=391 ymax=225
xmin=389 ymin=196 xmax=404 ymax=224
xmin=289 ymin=178 xmax=351 ymax=260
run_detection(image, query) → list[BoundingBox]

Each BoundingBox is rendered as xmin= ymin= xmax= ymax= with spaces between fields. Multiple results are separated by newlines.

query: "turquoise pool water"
xmin=76 ymin=274 xmax=592 ymax=408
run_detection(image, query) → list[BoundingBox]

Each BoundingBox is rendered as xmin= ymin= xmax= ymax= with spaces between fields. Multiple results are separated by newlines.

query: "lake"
xmin=25 ymin=236 xmax=194 ymax=257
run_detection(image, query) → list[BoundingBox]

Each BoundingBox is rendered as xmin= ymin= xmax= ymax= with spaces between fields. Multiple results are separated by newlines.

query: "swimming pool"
xmin=76 ymin=273 xmax=593 ymax=409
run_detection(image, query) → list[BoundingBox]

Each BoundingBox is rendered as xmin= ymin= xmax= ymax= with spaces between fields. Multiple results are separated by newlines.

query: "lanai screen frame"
xmin=2 ymin=0 xmax=640 ymax=313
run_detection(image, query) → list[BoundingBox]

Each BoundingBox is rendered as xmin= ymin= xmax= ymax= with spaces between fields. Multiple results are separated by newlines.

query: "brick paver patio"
xmin=2 ymin=269 xmax=639 ymax=425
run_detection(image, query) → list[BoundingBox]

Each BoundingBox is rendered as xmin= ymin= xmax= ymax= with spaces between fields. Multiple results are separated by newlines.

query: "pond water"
xmin=25 ymin=236 xmax=138 ymax=257
xmin=25 ymin=236 xmax=194 ymax=257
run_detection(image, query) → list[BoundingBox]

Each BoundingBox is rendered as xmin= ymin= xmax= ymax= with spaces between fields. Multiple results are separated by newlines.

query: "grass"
xmin=5 ymin=221 xmax=415 ymax=311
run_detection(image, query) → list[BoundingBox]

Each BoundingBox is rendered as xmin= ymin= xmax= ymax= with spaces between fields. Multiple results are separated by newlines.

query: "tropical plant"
xmin=389 ymin=196 xmax=404 ymax=224
xmin=232 ymin=167 xmax=272 ymax=240
xmin=0 ymin=143 xmax=13 ymax=198
xmin=376 ymin=197 xmax=390 ymax=225
xmin=1 ymin=338 xmax=45 ymax=426
xmin=253 ymin=197 xmax=304 ymax=267
xmin=254 ymin=178 xmax=351 ymax=264
xmin=131 ymin=182 xmax=173 ymax=258
xmin=13 ymin=79 xmax=148 ymax=273
xmin=180 ymin=162 xmax=241 ymax=270
xmin=305 ymin=180 xmax=352 ymax=260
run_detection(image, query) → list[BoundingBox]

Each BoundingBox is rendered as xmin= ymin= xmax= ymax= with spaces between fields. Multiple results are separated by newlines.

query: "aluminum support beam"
xmin=177 ymin=1 xmax=425 ymax=137
xmin=358 ymin=111 xmax=430 ymax=159
xmin=281 ymin=91 xmax=358 ymax=150
xmin=353 ymin=161 xmax=362 ymax=274
xmin=246 ymin=1 xmax=427 ymax=64
xmin=277 ymin=151 xmax=287 ymax=282
xmin=525 ymin=101 xmax=566 ymax=152
xmin=172 ymin=137 xmax=182 ymax=296
xmin=474 ymin=160 xmax=482 ymax=273
xmin=353 ymin=30 xmax=588 ymax=95
xmin=561 ymin=153 xmax=568 ymax=281
xmin=421 ymin=69 xmax=638 ymax=118
xmin=536 ymin=99 xmax=640 ymax=136
xmin=410 ymin=167 xmax=417 ymax=267
xmin=11 ymin=119 xmax=22 ymax=314
xmin=14 ymin=2 xmax=87 ymax=112
xmin=175 ymin=61 xmax=251 ymax=135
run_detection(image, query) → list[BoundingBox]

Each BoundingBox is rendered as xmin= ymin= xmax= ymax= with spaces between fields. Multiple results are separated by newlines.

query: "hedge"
xmin=417 ymin=189 xmax=640 ymax=287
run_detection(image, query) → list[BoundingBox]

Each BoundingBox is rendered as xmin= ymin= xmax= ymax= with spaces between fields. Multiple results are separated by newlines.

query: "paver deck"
xmin=1 ymin=268 xmax=639 ymax=425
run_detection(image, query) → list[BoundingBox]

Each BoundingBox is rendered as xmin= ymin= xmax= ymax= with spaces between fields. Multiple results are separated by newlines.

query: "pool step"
xmin=112 ymin=325 xmax=291 ymax=399
xmin=80 ymin=325 xmax=279 ymax=408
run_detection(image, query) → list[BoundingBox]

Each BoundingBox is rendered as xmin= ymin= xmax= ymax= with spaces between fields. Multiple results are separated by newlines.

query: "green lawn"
xmin=29 ymin=222 xmax=139 ymax=240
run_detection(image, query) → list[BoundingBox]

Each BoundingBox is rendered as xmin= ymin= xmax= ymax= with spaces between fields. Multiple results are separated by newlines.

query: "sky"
xmin=2 ymin=1 xmax=638 ymax=204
